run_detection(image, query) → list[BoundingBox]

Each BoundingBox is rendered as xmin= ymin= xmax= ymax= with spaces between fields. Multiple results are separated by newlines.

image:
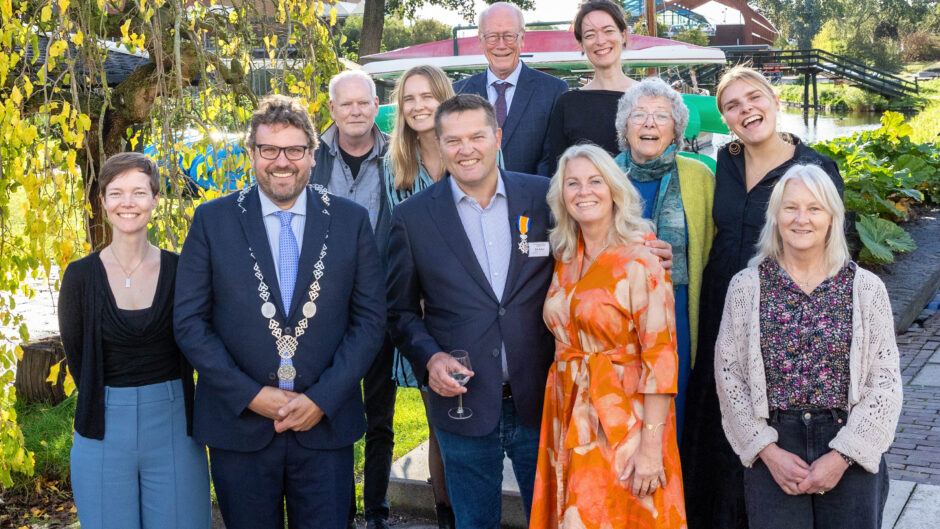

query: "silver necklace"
xmin=109 ymin=245 xmax=149 ymax=288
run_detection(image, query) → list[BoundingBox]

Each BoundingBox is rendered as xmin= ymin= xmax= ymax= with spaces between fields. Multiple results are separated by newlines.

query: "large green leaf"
xmin=855 ymin=215 xmax=917 ymax=264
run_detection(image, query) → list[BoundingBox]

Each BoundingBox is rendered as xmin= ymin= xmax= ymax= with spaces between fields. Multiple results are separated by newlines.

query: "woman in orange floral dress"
xmin=530 ymin=144 xmax=687 ymax=529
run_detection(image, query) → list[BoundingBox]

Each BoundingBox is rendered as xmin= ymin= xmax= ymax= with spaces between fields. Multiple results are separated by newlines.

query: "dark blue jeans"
xmin=435 ymin=399 xmax=540 ymax=529
xmin=744 ymin=409 xmax=889 ymax=529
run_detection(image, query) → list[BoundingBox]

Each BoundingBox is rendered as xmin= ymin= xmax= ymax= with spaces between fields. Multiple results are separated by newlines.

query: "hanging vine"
xmin=0 ymin=0 xmax=340 ymax=488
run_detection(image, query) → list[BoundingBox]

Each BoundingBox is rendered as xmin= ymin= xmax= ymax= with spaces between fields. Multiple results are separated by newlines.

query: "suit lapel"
xmin=428 ymin=179 xmax=499 ymax=303
xmin=502 ymin=171 xmax=529 ymax=299
xmin=237 ymin=186 xmax=286 ymax=316
xmin=500 ymin=63 xmax=535 ymax=146
xmin=288 ymin=186 xmax=330 ymax=321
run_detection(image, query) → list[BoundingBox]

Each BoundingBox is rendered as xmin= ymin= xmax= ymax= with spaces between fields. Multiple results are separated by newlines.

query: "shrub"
xmin=902 ymin=32 xmax=940 ymax=62
xmin=813 ymin=112 xmax=940 ymax=263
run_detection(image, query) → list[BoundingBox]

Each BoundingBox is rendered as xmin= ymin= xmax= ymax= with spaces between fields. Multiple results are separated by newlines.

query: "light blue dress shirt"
xmin=450 ymin=175 xmax=512 ymax=381
xmin=258 ymin=187 xmax=306 ymax=284
xmin=485 ymin=61 xmax=523 ymax=115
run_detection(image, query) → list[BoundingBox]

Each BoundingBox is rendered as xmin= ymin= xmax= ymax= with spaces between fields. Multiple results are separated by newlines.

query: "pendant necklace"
xmin=109 ymin=245 xmax=149 ymax=288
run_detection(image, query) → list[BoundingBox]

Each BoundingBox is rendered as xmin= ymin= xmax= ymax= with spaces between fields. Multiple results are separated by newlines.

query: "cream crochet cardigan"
xmin=714 ymin=264 xmax=903 ymax=474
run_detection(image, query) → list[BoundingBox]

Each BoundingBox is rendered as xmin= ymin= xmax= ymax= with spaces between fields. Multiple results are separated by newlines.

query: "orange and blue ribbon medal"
xmin=517 ymin=216 xmax=529 ymax=254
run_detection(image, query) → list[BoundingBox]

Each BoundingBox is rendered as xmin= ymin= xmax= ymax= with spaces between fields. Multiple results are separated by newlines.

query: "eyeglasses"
xmin=628 ymin=111 xmax=673 ymax=125
xmin=255 ymin=144 xmax=309 ymax=161
xmin=482 ymin=32 xmax=520 ymax=45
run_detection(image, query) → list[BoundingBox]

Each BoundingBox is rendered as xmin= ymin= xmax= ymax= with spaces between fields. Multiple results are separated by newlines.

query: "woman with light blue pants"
xmin=59 ymin=153 xmax=210 ymax=529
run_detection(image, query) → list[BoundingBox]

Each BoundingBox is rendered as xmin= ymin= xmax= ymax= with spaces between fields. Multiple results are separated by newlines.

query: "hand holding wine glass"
xmin=447 ymin=350 xmax=473 ymax=420
xmin=427 ymin=350 xmax=474 ymax=397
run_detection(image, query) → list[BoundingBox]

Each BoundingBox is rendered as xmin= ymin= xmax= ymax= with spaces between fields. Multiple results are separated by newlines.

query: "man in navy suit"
xmin=453 ymin=2 xmax=568 ymax=177
xmin=175 ymin=94 xmax=386 ymax=529
xmin=387 ymin=94 xmax=555 ymax=528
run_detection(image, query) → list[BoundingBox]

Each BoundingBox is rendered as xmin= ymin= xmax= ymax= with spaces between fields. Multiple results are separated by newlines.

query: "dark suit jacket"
xmin=386 ymin=170 xmax=555 ymax=437
xmin=454 ymin=62 xmax=568 ymax=176
xmin=174 ymin=185 xmax=386 ymax=452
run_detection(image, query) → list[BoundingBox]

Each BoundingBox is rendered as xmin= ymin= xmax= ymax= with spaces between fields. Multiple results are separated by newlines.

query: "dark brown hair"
xmin=245 ymin=94 xmax=319 ymax=151
xmin=434 ymin=94 xmax=498 ymax=137
xmin=573 ymin=0 xmax=628 ymax=43
xmin=98 ymin=152 xmax=160 ymax=196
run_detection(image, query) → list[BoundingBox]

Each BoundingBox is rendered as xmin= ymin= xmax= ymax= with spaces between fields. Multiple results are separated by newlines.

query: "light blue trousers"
xmin=70 ymin=379 xmax=211 ymax=529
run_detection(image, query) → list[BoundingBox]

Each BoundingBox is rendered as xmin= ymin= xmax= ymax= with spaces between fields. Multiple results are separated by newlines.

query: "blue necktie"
xmin=275 ymin=210 xmax=298 ymax=390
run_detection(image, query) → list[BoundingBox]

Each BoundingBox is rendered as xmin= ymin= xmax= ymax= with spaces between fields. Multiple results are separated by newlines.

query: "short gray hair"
xmin=615 ymin=76 xmax=689 ymax=152
xmin=748 ymin=164 xmax=850 ymax=277
xmin=328 ymin=69 xmax=377 ymax=101
xmin=478 ymin=2 xmax=525 ymax=33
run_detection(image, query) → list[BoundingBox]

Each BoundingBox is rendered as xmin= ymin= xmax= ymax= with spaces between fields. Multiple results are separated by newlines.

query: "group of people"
xmin=57 ymin=1 xmax=904 ymax=529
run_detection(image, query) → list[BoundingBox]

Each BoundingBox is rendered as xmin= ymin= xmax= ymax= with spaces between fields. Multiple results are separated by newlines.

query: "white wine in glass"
xmin=448 ymin=349 xmax=472 ymax=420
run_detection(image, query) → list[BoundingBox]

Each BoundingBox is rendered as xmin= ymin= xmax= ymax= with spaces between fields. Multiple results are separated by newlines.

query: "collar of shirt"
xmin=449 ymin=171 xmax=507 ymax=211
xmin=325 ymin=122 xmax=386 ymax=160
xmin=485 ymin=61 xmax=523 ymax=107
xmin=258 ymin=184 xmax=307 ymax=219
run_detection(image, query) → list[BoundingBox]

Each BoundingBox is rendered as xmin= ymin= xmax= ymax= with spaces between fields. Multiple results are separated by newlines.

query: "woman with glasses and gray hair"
xmin=613 ymin=76 xmax=716 ymax=436
xmin=714 ymin=164 xmax=902 ymax=529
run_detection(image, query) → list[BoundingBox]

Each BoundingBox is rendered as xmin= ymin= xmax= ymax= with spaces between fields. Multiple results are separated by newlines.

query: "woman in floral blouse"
xmin=714 ymin=164 xmax=902 ymax=529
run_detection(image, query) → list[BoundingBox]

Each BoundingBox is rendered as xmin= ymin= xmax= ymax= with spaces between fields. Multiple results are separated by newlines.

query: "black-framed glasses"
xmin=482 ymin=32 xmax=520 ymax=45
xmin=255 ymin=144 xmax=309 ymax=160
xmin=628 ymin=111 xmax=673 ymax=125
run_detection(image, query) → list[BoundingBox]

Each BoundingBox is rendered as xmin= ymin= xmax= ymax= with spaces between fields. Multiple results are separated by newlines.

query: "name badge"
xmin=527 ymin=241 xmax=550 ymax=257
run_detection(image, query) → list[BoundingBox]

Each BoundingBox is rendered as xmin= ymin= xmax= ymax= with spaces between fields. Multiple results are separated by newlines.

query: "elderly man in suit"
xmin=174 ymin=94 xmax=386 ymax=529
xmin=454 ymin=2 xmax=568 ymax=176
xmin=387 ymin=94 xmax=555 ymax=528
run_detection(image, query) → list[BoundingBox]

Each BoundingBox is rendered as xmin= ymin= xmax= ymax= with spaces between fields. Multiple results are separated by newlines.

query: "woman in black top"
xmin=546 ymin=0 xmax=637 ymax=175
xmin=680 ymin=66 xmax=843 ymax=529
xmin=58 ymin=153 xmax=210 ymax=529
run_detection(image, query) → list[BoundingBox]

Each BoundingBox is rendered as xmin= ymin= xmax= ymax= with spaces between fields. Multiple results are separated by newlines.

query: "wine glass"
xmin=447 ymin=349 xmax=473 ymax=420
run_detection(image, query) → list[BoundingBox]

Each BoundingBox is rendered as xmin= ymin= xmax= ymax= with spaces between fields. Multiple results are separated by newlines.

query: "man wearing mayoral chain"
xmin=174 ymin=94 xmax=386 ymax=529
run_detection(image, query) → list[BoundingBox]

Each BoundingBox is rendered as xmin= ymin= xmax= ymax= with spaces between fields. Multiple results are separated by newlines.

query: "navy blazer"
xmin=454 ymin=62 xmax=568 ymax=177
xmin=386 ymin=171 xmax=555 ymax=436
xmin=174 ymin=185 xmax=386 ymax=452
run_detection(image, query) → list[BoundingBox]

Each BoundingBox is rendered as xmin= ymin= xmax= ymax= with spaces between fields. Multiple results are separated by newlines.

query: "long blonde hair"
xmin=748 ymin=164 xmax=850 ymax=277
xmin=547 ymin=144 xmax=652 ymax=262
xmin=388 ymin=65 xmax=454 ymax=190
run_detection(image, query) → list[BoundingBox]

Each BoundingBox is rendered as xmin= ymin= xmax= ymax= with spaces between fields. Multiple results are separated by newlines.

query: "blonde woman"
xmin=382 ymin=64 xmax=456 ymax=529
xmin=715 ymin=164 xmax=901 ymax=528
xmin=530 ymin=144 xmax=686 ymax=529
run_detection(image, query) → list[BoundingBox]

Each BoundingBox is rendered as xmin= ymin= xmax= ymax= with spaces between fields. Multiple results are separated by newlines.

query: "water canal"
xmin=702 ymin=108 xmax=886 ymax=157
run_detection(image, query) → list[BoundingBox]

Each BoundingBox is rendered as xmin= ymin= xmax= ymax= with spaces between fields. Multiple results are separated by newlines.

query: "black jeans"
xmin=744 ymin=409 xmax=889 ymax=529
xmin=349 ymin=336 xmax=397 ymax=522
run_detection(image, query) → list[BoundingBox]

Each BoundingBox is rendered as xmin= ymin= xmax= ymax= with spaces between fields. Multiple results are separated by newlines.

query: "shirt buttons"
xmin=492 ymin=349 xmax=499 ymax=358
xmin=268 ymin=373 xmax=277 ymax=381
xmin=803 ymin=412 xmax=812 ymax=420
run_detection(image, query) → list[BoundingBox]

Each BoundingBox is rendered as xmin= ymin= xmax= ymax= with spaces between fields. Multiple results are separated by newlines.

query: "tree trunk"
xmin=14 ymin=338 xmax=67 ymax=405
xmin=359 ymin=0 xmax=386 ymax=58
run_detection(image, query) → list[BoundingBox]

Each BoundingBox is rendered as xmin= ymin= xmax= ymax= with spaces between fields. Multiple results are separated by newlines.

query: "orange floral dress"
xmin=529 ymin=238 xmax=687 ymax=529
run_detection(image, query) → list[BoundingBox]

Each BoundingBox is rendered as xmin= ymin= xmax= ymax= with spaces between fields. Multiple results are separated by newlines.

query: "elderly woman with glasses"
xmin=613 ymin=76 xmax=715 ymax=435
xmin=715 ymin=164 xmax=902 ymax=529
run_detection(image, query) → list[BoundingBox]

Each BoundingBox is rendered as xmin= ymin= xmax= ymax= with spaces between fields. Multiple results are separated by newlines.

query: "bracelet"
xmin=837 ymin=451 xmax=855 ymax=466
xmin=643 ymin=422 xmax=665 ymax=432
